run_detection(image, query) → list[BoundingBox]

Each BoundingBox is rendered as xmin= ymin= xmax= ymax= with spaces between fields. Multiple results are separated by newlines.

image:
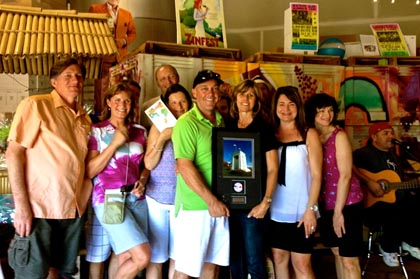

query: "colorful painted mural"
xmin=243 ymin=62 xmax=420 ymax=155
xmin=342 ymin=65 xmax=420 ymax=155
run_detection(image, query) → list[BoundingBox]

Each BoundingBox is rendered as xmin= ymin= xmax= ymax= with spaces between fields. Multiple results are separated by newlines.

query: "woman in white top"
xmin=269 ymin=86 xmax=323 ymax=279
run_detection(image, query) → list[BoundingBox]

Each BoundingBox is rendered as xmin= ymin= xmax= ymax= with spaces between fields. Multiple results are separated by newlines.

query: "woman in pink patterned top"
xmin=305 ymin=93 xmax=364 ymax=279
xmin=86 ymin=82 xmax=151 ymax=278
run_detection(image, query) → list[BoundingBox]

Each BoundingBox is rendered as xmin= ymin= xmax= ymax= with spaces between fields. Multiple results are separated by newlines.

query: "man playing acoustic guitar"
xmin=353 ymin=122 xmax=420 ymax=267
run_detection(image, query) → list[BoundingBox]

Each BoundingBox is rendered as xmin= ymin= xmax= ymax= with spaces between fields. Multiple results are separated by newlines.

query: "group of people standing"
xmin=4 ymin=55 xmax=420 ymax=279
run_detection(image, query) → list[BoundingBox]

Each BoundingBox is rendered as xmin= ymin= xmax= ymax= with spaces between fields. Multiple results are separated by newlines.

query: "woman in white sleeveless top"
xmin=269 ymin=86 xmax=323 ymax=279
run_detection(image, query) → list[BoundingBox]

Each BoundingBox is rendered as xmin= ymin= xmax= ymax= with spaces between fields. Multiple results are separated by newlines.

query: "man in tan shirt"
xmin=6 ymin=58 xmax=91 ymax=279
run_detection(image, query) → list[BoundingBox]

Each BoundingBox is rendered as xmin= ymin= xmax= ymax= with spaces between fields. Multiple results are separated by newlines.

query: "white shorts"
xmin=173 ymin=208 xmax=230 ymax=278
xmin=146 ymin=195 xmax=176 ymax=263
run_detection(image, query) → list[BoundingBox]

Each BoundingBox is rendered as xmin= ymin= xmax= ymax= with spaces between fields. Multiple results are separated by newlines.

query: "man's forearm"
xmin=5 ymin=142 xmax=30 ymax=206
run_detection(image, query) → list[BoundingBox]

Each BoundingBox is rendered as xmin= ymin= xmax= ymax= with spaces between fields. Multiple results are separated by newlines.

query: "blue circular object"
xmin=318 ymin=38 xmax=346 ymax=59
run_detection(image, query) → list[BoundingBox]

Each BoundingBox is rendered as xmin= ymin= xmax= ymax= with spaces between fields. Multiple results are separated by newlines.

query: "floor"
xmin=313 ymin=248 xmax=420 ymax=279
xmin=2 ymin=248 xmax=420 ymax=278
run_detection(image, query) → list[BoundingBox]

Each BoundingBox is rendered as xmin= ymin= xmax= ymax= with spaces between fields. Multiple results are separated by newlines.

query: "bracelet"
xmin=307 ymin=204 xmax=319 ymax=212
xmin=264 ymin=196 xmax=272 ymax=203
xmin=152 ymin=144 xmax=163 ymax=152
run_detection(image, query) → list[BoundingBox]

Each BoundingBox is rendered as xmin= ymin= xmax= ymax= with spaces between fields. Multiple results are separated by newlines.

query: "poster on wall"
xmin=175 ymin=0 xmax=227 ymax=48
xmin=284 ymin=2 xmax=319 ymax=54
xmin=370 ymin=23 xmax=410 ymax=56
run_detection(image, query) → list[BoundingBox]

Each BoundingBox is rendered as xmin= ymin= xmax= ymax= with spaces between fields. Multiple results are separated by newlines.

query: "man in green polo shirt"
xmin=172 ymin=70 xmax=230 ymax=279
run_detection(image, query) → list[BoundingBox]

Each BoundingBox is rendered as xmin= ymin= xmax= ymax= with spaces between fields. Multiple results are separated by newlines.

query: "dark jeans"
xmin=229 ymin=212 xmax=268 ymax=279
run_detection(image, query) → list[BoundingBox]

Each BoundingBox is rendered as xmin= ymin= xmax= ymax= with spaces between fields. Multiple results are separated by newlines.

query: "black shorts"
xmin=8 ymin=216 xmax=85 ymax=279
xmin=318 ymin=202 xmax=364 ymax=257
xmin=269 ymin=220 xmax=315 ymax=254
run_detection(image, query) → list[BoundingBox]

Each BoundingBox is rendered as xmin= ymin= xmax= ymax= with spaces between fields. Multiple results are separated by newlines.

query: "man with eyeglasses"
xmin=171 ymin=70 xmax=230 ymax=279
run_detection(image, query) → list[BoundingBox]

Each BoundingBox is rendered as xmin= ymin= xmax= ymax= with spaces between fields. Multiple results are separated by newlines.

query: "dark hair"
xmin=272 ymin=86 xmax=306 ymax=138
xmin=219 ymin=94 xmax=231 ymax=107
xmin=126 ymin=80 xmax=141 ymax=92
xmin=99 ymin=82 xmax=135 ymax=122
xmin=123 ymin=79 xmax=141 ymax=102
xmin=305 ymin=93 xmax=339 ymax=128
xmin=163 ymin=84 xmax=193 ymax=110
xmin=230 ymin=79 xmax=262 ymax=119
xmin=49 ymin=58 xmax=86 ymax=80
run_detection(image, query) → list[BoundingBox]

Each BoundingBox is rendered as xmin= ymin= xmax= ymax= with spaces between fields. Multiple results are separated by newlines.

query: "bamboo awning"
xmin=0 ymin=4 xmax=118 ymax=79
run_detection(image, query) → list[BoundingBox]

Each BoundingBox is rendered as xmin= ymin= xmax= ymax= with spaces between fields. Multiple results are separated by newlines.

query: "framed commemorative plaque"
xmin=212 ymin=128 xmax=262 ymax=210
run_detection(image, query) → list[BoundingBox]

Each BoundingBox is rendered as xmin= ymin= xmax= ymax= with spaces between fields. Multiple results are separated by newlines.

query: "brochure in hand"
xmin=144 ymin=99 xmax=177 ymax=132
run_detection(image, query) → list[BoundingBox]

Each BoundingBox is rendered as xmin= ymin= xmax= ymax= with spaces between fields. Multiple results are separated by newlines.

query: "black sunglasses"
xmin=198 ymin=70 xmax=220 ymax=80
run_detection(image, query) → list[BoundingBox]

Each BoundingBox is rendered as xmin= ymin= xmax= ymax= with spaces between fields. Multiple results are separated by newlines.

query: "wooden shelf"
xmin=133 ymin=41 xmax=242 ymax=61
xmin=245 ymin=52 xmax=342 ymax=65
xmin=345 ymin=56 xmax=420 ymax=66
xmin=128 ymin=43 xmax=420 ymax=66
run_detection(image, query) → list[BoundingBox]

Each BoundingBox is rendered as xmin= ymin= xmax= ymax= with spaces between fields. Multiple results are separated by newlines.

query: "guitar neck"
xmin=358 ymin=168 xmax=419 ymax=208
xmin=386 ymin=179 xmax=420 ymax=191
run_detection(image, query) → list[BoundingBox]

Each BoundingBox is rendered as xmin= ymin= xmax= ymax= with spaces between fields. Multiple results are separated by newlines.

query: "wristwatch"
xmin=264 ymin=196 xmax=272 ymax=203
xmin=307 ymin=204 xmax=319 ymax=212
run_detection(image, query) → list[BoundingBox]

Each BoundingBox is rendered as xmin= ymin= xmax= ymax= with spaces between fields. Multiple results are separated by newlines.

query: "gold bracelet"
xmin=152 ymin=144 xmax=163 ymax=152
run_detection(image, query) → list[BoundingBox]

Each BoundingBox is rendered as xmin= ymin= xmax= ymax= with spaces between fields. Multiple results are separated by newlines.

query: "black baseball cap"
xmin=193 ymin=70 xmax=223 ymax=88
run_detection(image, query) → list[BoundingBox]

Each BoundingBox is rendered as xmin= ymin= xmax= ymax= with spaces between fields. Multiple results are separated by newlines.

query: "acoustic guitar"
xmin=358 ymin=169 xmax=420 ymax=208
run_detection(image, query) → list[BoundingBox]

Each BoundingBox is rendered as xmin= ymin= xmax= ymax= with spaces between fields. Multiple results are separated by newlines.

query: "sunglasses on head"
xmin=198 ymin=70 xmax=220 ymax=80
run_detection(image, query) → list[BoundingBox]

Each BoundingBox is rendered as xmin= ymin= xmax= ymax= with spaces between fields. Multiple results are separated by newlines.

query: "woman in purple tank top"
xmin=144 ymin=84 xmax=193 ymax=279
